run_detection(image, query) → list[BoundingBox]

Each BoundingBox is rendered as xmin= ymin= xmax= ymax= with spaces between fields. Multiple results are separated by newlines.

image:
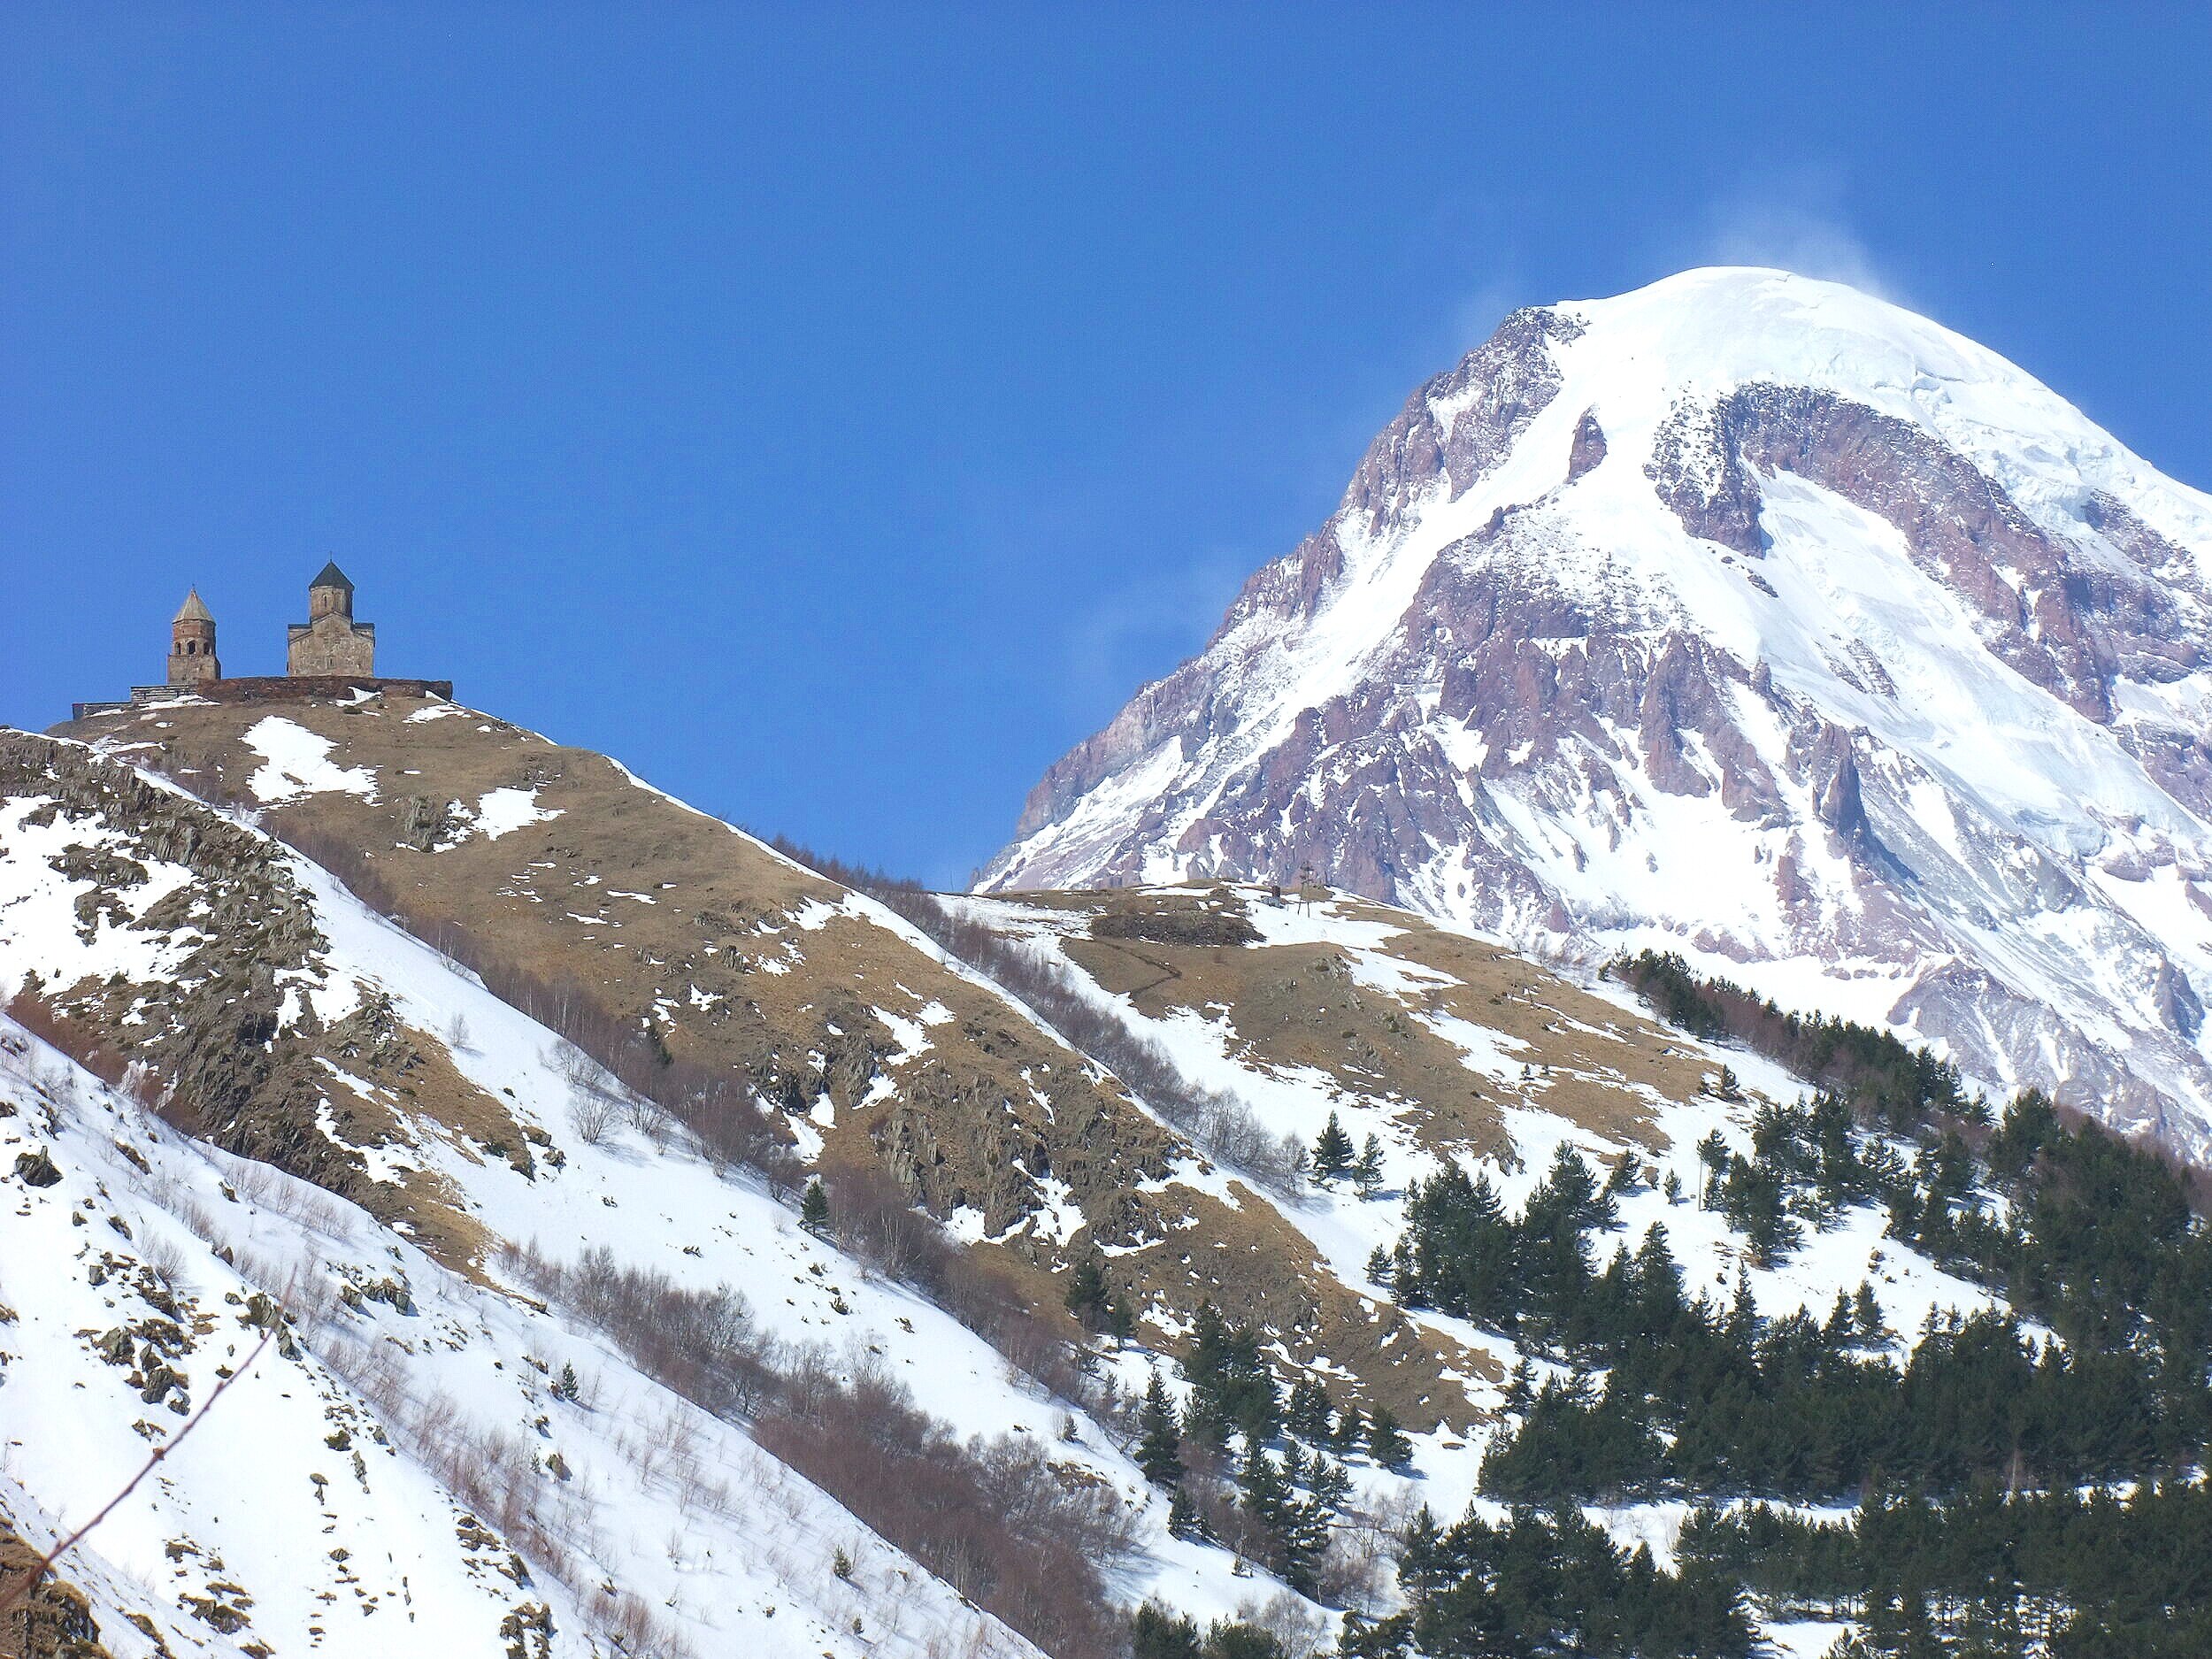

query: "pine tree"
xmin=1368 ymin=1404 xmax=1413 ymax=1469
xmin=1396 ymin=1504 xmax=1447 ymax=1599
xmin=1137 ymin=1371 xmax=1184 ymax=1488
xmin=1696 ymin=1130 xmax=1732 ymax=1209
xmin=1312 ymin=1112 xmax=1356 ymax=1185
xmin=1107 ymin=1294 xmax=1137 ymax=1341
xmin=1352 ymin=1133 xmax=1386 ymax=1196
xmin=1239 ymin=1445 xmax=1294 ymax=1535
xmin=1167 ymin=1485 xmax=1198 ymax=1539
xmin=1130 ymin=1601 xmax=1202 ymax=1659
xmin=1332 ymin=1402 xmax=1365 ymax=1455
xmin=1286 ymin=1374 xmax=1333 ymax=1442
xmin=799 ymin=1176 xmax=831 ymax=1233
xmin=1503 ymin=1357 xmax=1534 ymax=1412
xmin=1065 ymin=1255 xmax=1110 ymax=1327
xmin=1365 ymin=1242 xmax=1393 ymax=1288
xmin=1310 ymin=1455 xmax=1352 ymax=1517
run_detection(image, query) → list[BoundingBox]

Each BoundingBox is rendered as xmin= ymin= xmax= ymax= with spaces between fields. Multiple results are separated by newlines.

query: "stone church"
xmin=76 ymin=565 xmax=449 ymax=719
xmin=155 ymin=563 xmax=377 ymax=687
xmin=284 ymin=561 xmax=376 ymax=676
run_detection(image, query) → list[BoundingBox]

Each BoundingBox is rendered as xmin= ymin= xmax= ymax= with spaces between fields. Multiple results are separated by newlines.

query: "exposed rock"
xmin=0 ymin=1525 xmax=111 ymax=1659
xmin=1565 ymin=409 xmax=1607 ymax=481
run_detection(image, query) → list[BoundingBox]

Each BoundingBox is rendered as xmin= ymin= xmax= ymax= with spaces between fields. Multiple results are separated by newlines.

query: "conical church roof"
xmin=173 ymin=588 xmax=213 ymax=623
xmin=310 ymin=560 xmax=354 ymax=592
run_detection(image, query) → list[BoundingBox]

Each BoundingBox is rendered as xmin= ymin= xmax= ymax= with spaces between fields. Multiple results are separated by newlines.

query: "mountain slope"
xmin=48 ymin=691 xmax=1479 ymax=1417
xmin=0 ymin=729 xmax=1288 ymax=1656
xmin=982 ymin=267 xmax=2212 ymax=1160
xmin=11 ymin=710 xmax=2208 ymax=1653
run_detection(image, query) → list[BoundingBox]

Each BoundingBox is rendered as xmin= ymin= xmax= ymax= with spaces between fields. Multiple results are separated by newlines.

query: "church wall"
xmin=287 ymin=616 xmax=376 ymax=676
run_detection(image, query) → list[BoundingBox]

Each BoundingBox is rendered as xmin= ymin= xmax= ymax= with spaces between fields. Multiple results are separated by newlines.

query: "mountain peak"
xmin=986 ymin=273 xmax=2212 ymax=1159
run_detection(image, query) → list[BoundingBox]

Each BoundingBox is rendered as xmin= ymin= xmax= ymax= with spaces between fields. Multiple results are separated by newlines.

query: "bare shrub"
xmin=569 ymin=1092 xmax=618 ymax=1147
xmin=137 ymin=1232 xmax=196 ymax=1297
xmin=503 ymin=1240 xmax=1134 ymax=1659
xmin=620 ymin=1092 xmax=672 ymax=1148
xmin=1237 ymin=1590 xmax=1333 ymax=1656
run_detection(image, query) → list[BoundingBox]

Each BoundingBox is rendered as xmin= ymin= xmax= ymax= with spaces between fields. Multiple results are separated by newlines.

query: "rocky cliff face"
xmin=983 ymin=268 xmax=2212 ymax=1158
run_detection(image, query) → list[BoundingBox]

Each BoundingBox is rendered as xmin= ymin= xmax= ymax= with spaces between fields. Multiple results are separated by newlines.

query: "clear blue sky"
xmin=5 ymin=5 xmax=2208 ymax=885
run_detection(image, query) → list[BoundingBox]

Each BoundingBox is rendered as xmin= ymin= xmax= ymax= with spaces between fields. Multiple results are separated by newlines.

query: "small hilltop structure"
xmin=73 ymin=564 xmax=451 ymax=718
xmin=166 ymin=588 xmax=221 ymax=687
xmin=287 ymin=561 xmax=376 ymax=676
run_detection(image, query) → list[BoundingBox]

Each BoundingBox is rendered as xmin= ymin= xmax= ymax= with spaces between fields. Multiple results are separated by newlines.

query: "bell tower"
xmin=167 ymin=588 xmax=221 ymax=686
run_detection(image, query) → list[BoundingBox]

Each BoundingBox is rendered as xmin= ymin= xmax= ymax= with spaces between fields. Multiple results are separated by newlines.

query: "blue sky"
xmin=5 ymin=5 xmax=2208 ymax=885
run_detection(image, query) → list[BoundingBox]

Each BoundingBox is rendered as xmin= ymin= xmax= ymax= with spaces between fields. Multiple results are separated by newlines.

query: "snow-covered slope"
xmin=0 ymin=734 xmax=1282 ymax=1655
xmin=984 ymin=268 xmax=2212 ymax=1159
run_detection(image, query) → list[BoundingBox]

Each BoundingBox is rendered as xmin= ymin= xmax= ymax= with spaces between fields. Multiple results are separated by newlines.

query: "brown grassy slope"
xmin=1013 ymin=884 xmax=1718 ymax=1165
xmin=52 ymin=695 xmax=1487 ymax=1417
xmin=58 ymin=693 xmax=1171 ymax=1225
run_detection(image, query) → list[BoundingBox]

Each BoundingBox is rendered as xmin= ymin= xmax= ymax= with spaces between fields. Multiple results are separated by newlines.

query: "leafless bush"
xmin=549 ymin=1040 xmax=609 ymax=1098
xmin=137 ymin=1232 xmax=196 ymax=1297
xmin=620 ymin=1092 xmax=672 ymax=1147
xmin=231 ymin=1164 xmax=353 ymax=1235
xmin=598 ymin=1587 xmax=694 ymax=1658
xmin=1237 ymin=1590 xmax=1333 ymax=1657
xmin=224 ymin=1161 xmax=280 ymax=1207
xmin=503 ymin=1239 xmax=1135 ymax=1659
xmin=569 ymin=1092 xmax=619 ymax=1146
xmin=444 ymin=1010 xmax=473 ymax=1053
xmin=503 ymin=1241 xmax=778 ymax=1420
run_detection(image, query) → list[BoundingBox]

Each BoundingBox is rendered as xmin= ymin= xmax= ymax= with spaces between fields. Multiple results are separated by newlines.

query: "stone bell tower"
xmin=167 ymin=588 xmax=221 ymax=686
xmin=287 ymin=561 xmax=376 ymax=676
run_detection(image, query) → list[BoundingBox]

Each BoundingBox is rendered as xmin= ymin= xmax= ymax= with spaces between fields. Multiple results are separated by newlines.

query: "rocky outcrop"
xmin=0 ymin=1525 xmax=111 ymax=1659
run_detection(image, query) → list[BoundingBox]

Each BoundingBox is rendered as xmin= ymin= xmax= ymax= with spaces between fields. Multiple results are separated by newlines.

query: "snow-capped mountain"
xmin=982 ymin=268 xmax=2212 ymax=1159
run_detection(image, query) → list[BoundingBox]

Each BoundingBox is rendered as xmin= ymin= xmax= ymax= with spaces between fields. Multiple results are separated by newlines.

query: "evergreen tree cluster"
xmin=1372 ymin=1095 xmax=2212 ymax=1507
xmin=1354 ymin=950 xmax=2212 ymax=1654
xmin=1341 ymin=1503 xmax=1754 ymax=1657
xmin=1134 ymin=956 xmax=2212 ymax=1653
xmin=1133 ymin=1304 xmax=1413 ymax=1597
xmin=1678 ymin=1482 xmax=2212 ymax=1658
xmin=1609 ymin=950 xmax=1963 ymax=1126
